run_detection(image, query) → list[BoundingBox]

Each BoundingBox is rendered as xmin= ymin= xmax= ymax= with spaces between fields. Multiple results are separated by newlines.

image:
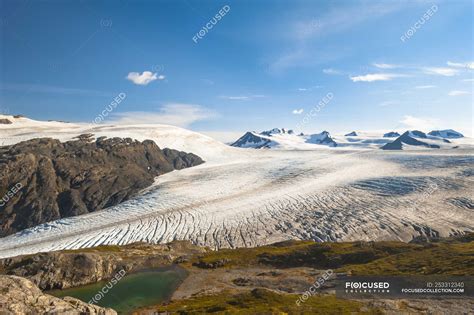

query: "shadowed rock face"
xmin=383 ymin=131 xmax=400 ymax=138
xmin=428 ymin=129 xmax=464 ymax=139
xmin=306 ymin=131 xmax=337 ymax=147
xmin=381 ymin=131 xmax=440 ymax=150
xmin=344 ymin=131 xmax=357 ymax=136
xmin=231 ymin=132 xmax=272 ymax=148
xmin=0 ymin=136 xmax=204 ymax=236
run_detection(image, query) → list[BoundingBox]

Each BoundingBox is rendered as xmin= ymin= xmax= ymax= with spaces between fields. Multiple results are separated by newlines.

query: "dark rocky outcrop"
xmin=409 ymin=130 xmax=427 ymax=138
xmin=428 ymin=129 xmax=464 ymax=139
xmin=231 ymin=132 xmax=272 ymax=148
xmin=344 ymin=131 xmax=357 ymax=136
xmin=381 ymin=131 xmax=440 ymax=150
xmin=0 ymin=136 xmax=204 ymax=236
xmin=0 ymin=118 xmax=12 ymax=124
xmin=383 ymin=131 xmax=400 ymax=138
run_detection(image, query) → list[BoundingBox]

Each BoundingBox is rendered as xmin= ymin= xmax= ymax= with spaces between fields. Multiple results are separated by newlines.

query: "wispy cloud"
xmin=415 ymin=85 xmax=436 ymax=89
xmin=447 ymin=61 xmax=474 ymax=69
xmin=126 ymin=71 xmax=164 ymax=85
xmin=223 ymin=96 xmax=249 ymax=100
xmin=201 ymin=79 xmax=215 ymax=85
xmin=0 ymin=83 xmax=110 ymax=96
xmin=423 ymin=67 xmax=459 ymax=76
xmin=292 ymin=108 xmax=304 ymax=114
xmin=219 ymin=95 xmax=265 ymax=100
xmin=297 ymin=85 xmax=322 ymax=91
xmin=293 ymin=2 xmax=408 ymax=40
xmin=448 ymin=90 xmax=469 ymax=96
xmin=268 ymin=48 xmax=308 ymax=73
xmin=400 ymin=115 xmax=439 ymax=131
xmin=271 ymin=2 xmax=412 ymax=73
xmin=323 ymin=68 xmax=343 ymax=75
xmin=350 ymin=73 xmax=405 ymax=82
xmin=462 ymin=78 xmax=474 ymax=82
xmin=110 ymin=103 xmax=216 ymax=127
xmin=373 ymin=63 xmax=399 ymax=69
xmin=379 ymin=100 xmax=397 ymax=107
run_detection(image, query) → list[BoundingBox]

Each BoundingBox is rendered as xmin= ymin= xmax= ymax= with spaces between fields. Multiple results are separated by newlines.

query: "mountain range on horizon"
xmin=230 ymin=126 xmax=466 ymax=150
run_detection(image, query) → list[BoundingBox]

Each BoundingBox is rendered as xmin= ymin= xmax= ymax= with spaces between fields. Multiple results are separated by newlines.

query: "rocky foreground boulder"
xmin=0 ymin=275 xmax=116 ymax=314
xmin=0 ymin=135 xmax=204 ymax=236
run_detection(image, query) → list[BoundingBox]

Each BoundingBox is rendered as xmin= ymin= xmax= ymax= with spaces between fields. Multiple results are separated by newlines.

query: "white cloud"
xmin=298 ymin=88 xmax=307 ymax=91
xmin=448 ymin=90 xmax=470 ymax=96
xmin=415 ymin=85 xmax=436 ymax=89
xmin=462 ymin=78 xmax=474 ymax=82
xmin=423 ymin=67 xmax=459 ymax=76
xmin=400 ymin=115 xmax=439 ymax=131
xmin=323 ymin=68 xmax=342 ymax=75
xmin=373 ymin=63 xmax=398 ymax=69
xmin=447 ymin=61 xmax=474 ymax=69
xmin=126 ymin=71 xmax=164 ymax=85
xmin=110 ymin=103 xmax=216 ymax=127
xmin=350 ymin=73 xmax=404 ymax=82
xmin=292 ymin=109 xmax=304 ymax=114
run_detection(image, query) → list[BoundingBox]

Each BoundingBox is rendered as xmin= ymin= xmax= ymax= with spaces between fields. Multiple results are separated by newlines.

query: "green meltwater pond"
xmin=49 ymin=266 xmax=188 ymax=314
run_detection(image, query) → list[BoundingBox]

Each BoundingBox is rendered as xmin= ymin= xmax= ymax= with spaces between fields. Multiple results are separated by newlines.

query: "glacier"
xmin=0 ymin=115 xmax=473 ymax=259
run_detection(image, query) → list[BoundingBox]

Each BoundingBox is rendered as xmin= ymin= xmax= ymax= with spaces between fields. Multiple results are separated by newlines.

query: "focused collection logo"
xmin=344 ymin=281 xmax=390 ymax=293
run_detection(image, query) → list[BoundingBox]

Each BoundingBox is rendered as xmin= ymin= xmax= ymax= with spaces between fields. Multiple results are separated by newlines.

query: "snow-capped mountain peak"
xmin=306 ymin=131 xmax=337 ymax=147
xmin=230 ymin=131 xmax=273 ymax=148
xmin=260 ymin=128 xmax=294 ymax=136
xmin=408 ymin=130 xmax=428 ymax=138
xmin=428 ymin=129 xmax=464 ymax=139
xmin=231 ymin=128 xmax=337 ymax=149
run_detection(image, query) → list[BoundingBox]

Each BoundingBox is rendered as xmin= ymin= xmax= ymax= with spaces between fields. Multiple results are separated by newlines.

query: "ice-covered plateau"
xmin=0 ymin=115 xmax=473 ymax=259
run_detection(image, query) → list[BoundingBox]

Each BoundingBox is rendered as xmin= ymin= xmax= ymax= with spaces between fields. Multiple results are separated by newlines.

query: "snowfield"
xmin=0 ymin=115 xmax=473 ymax=259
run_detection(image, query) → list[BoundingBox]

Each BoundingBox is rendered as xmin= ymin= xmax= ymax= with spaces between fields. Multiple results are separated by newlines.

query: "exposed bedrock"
xmin=0 ymin=136 xmax=204 ymax=236
xmin=0 ymin=275 xmax=116 ymax=314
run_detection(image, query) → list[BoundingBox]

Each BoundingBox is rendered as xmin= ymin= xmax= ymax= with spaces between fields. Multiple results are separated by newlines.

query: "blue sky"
xmin=0 ymin=0 xmax=472 ymax=141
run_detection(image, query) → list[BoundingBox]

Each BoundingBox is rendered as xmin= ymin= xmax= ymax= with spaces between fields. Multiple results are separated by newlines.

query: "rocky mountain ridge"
xmin=0 ymin=275 xmax=116 ymax=314
xmin=231 ymin=128 xmax=337 ymax=148
xmin=0 ymin=135 xmax=204 ymax=236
